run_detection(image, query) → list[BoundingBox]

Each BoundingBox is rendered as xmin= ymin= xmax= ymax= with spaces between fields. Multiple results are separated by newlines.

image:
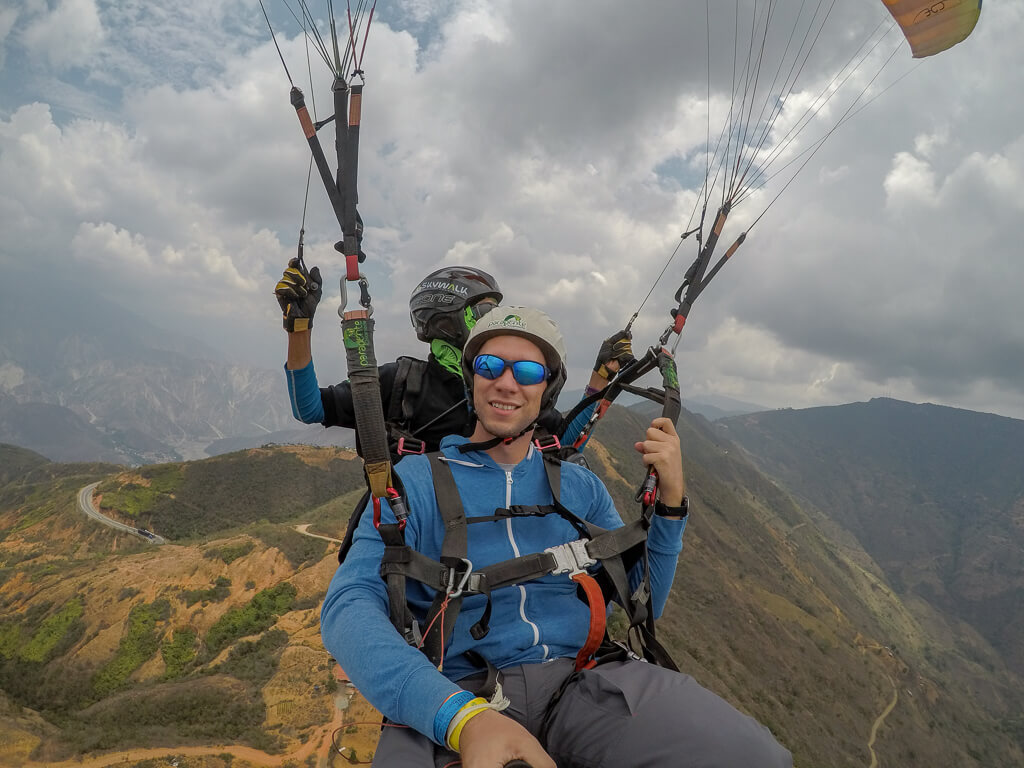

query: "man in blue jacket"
xmin=320 ymin=307 xmax=792 ymax=768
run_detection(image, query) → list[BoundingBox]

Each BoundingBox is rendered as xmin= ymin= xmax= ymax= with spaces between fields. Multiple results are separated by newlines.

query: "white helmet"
xmin=461 ymin=306 xmax=568 ymax=411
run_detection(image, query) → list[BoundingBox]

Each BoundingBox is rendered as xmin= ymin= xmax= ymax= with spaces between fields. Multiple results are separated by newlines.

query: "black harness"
xmin=336 ymin=356 xmax=470 ymax=564
xmin=375 ymin=446 xmax=678 ymax=673
xmin=339 ymin=346 xmax=684 ymax=673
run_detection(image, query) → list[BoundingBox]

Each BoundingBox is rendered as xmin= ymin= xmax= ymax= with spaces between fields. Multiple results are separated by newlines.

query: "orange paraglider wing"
xmin=882 ymin=0 xmax=982 ymax=58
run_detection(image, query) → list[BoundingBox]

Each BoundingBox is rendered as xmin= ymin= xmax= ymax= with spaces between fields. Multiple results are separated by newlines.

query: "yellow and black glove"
xmin=275 ymin=257 xmax=322 ymax=332
xmin=593 ymin=329 xmax=635 ymax=380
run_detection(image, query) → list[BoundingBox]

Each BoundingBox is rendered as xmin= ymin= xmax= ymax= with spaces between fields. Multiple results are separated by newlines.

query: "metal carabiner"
xmin=445 ymin=557 xmax=474 ymax=599
xmin=339 ymin=274 xmax=374 ymax=318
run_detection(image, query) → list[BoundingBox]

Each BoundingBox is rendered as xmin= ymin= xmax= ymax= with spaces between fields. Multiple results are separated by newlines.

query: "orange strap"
xmin=572 ymin=572 xmax=606 ymax=671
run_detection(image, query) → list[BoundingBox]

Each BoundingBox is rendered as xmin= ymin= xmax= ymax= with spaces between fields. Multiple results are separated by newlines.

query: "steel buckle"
xmin=445 ymin=557 xmax=474 ymax=599
xmin=544 ymin=540 xmax=596 ymax=577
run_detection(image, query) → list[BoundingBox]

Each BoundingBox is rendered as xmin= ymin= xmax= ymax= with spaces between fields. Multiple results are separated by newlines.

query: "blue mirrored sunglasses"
xmin=473 ymin=354 xmax=549 ymax=386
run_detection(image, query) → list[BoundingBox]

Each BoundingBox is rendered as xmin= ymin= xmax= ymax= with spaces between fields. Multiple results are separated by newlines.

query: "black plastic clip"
xmin=533 ymin=434 xmax=561 ymax=452
xmin=397 ymin=437 xmax=426 ymax=455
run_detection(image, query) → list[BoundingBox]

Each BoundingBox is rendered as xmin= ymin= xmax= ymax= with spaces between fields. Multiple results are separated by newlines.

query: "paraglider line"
xmin=259 ymin=0 xmax=295 ymax=86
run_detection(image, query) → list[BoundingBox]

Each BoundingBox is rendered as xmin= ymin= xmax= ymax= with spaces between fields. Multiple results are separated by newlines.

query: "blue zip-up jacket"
xmin=320 ymin=434 xmax=687 ymax=745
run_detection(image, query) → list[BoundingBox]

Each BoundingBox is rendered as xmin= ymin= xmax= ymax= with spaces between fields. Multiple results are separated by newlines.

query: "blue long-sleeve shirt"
xmin=320 ymin=434 xmax=686 ymax=745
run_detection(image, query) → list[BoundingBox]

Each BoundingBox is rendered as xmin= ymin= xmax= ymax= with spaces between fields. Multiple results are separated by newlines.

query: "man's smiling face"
xmin=471 ymin=335 xmax=548 ymax=440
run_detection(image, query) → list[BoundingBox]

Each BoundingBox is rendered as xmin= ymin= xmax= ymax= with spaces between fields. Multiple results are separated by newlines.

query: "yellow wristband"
xmin=447 ymin=697 xmax=489 ymax=752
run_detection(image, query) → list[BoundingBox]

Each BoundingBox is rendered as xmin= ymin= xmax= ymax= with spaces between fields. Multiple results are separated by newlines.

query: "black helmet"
xmin=409 ymin=266 xmax=503 ymax=348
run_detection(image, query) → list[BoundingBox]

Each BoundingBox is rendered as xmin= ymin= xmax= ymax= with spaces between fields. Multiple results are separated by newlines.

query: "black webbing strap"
xmin=380 ymin=520 xmax=652 ymax=624
xmin=377 ymin=449 xmax=673 ymax=670
xmin=386 ymin=357 xmax=413 ymax=424
xmin=419 ymin=452 xmax=470 ymax=665
xmin=401 ymin=357 xmax=426 ymax=425
xmin=381 ymin=547 xmax=558 ymax=601
xmin=542 ymin=452 xmax=659 ymax=651
xmin=386 ymin=357 xmax=427 ymax=427
xmin=377 ymin=516 xmax=413 ymax=641
xmin=342 ymin=315 xmax=393 ymax=499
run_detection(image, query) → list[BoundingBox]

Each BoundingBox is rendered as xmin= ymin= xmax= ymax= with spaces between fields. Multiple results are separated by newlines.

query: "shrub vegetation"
xmin=161 ymin=628 xmax=198 ymax=679
xmin=180 ymin=576 xmax=232 ymax=607
xmin=216 ymin=629 xmax=289 ymax=686
xmin=93 ymin=599 xmax=171 ymax=696
xmin=204 ymin=583 xmax=296 ymax=656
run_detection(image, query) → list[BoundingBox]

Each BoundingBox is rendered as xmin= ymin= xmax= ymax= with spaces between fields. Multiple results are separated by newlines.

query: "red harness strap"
xmin=572 ymin=572 xmax=606 ymax=671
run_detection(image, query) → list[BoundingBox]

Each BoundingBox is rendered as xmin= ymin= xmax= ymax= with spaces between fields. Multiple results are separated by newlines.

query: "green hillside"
xmin=1 ymin=419 xmax=1022 ymax=766
xmin=0 ymin=446 xmax=360 ymax=763
xmin=0 ymin=445 xmax=50 ymax=485
xmin=720 ymin=398 xmax=1024 ymax=681
xmin=591 ymin=404 xmax=1023 ymax=767
xmin=95 ymin=445 xmax=366 ymax=540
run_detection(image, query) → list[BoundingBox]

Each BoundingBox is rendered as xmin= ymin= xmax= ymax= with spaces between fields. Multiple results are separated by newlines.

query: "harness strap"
xmin=572 ymin=572 xmax=607 ymax=670
xmin=386 ymin=357 xmax=413 ymax=425
xmin=376 ymin=520 xmax=414 ymax=641
xmin=402 ymin=357 xmax=426 ymax=423
xmin=386 ymin=356 xmax=427 ymax=428
xmin=420 ymin=452 xmax=470 ymax=666
xmin=379 ymin=449 xmax=671 ymax=672
xmin=541 ymin=454 xmax=656 ymax=635
xmin=382 ymin=547 xmax=560 ymax=597
xmin=342 ymin=314 xmax=393 ymax=499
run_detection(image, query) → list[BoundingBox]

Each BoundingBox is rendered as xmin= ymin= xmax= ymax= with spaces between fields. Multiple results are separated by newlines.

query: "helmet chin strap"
xmin=457 ymin=421 xmax=537 ymax=454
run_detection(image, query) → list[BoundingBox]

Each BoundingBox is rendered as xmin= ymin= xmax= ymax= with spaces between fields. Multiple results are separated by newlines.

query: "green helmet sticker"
xmin=493 ymin=313 xmax=526 ymax=329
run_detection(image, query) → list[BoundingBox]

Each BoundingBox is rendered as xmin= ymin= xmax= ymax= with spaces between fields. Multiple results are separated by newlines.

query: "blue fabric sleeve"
xmin=646 ymin=513 xmax=687 ymax=617
xmin=570 ymin=469 xmax=685 ymax=619
xmin=320 ymin=457 xmax=466 ymax=744
xmin=559 ymin=399 xmax=597 ymax=448
xmin=285 ymin=361 xmax=325 ymax=423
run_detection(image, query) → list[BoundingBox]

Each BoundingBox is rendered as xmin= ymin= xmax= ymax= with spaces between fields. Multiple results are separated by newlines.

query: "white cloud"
xmin=913 ymin=129 xmax=949 ymax=159
xmin=71 ymin=222 xmax=152 ymax=268
xmin=1 ymin=0 xmax=1023 ymax=418
xmin=884 ymin=151 xmax=939 ymax=207
xmin=21 ymin=0 xmax=104 ymax=70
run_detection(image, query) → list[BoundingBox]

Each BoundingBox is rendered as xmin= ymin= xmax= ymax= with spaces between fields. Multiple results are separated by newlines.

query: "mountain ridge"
xmin=720 ymin=397 xmax=1024 ymax=681
xmin=0 ymin=280 xmax=298 ymax=464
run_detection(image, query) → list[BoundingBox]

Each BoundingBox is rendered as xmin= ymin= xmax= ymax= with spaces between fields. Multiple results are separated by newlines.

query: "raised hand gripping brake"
xmin=275 ymin=257 xmax=322 ymax=332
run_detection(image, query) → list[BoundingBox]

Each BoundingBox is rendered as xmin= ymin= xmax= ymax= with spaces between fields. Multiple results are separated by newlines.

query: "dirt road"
xmin=866 ymin=679 xmax=899 ymax=768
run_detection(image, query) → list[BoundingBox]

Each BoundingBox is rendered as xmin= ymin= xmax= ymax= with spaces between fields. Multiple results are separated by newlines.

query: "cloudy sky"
xmin=2 ymin=0 xmax=1022 ymax=419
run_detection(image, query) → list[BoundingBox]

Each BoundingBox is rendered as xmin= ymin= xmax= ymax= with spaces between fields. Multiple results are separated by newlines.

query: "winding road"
xmin=78 ymin=482 xmax=342 ymax=550
xmin=60 ymin=493 xmax=355 ymax=767
xmin=77 ymin=482 xmax=166 ymax=544
xmin=866 ymin=679 xmax=899 ymax=768
xmin=294 ymin=523 xmax=343 ymax=544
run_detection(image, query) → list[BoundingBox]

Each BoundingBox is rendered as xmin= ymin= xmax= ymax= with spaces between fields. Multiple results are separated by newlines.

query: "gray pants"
xmin=372 ymin=658 xmax=793 ymax=767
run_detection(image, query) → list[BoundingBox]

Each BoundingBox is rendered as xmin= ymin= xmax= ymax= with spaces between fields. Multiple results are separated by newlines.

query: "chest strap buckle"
xmin=544 ymin=540 xmax=596 ymax=577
